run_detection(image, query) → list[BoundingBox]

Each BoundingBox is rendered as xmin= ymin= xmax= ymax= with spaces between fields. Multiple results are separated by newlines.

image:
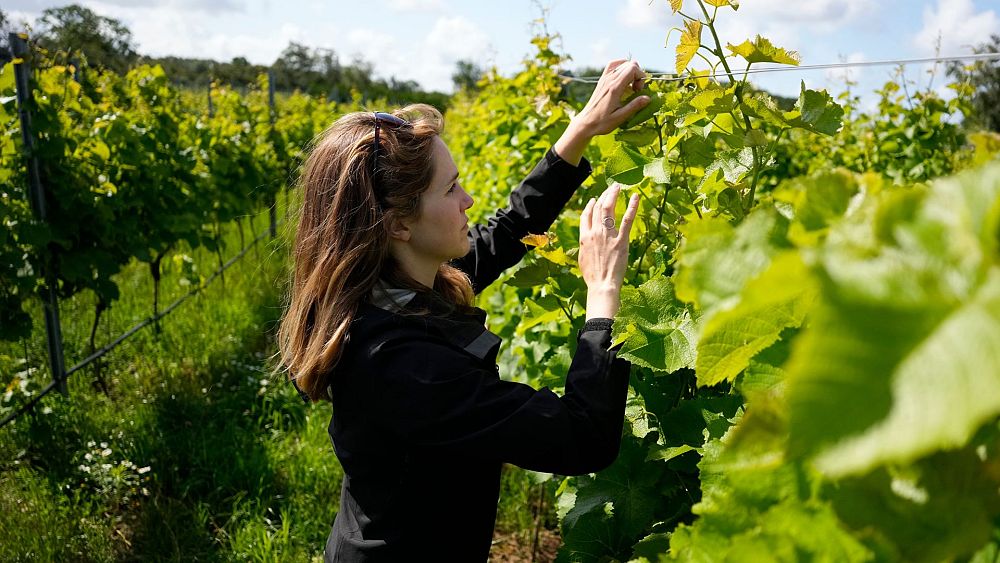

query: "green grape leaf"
xmin=606 ymin=143 xmax=652 ymax=185
xmin=777 ymin=170 xmax=860 ymax=239
xmin=632 ymin=532 xmax=672 ymax=561
xmin=743 ymin=92 xmax=790 ymax=130
xmin=787 ymin=163 xmax=1000 ymax=477
xmin=737 ymin=336 xmax=792 ymax=400
xmin=784 ymin=82 xmax=844 ymax=136
xmin=517 ymin=296 xmax=564 ymax=333
xmin=613 ymin=277 xmax=697 ymax=372
xmin=827 ymin=450 xmax=1000 ymax=562
xmin=645 ymin=444 xmax=697 ymax=462
xmin=696 ymin=252 xmax=817 ymax=387
xmin=726 ymin=35 xmax=801 ymax=66
xmin=744 ymin=129 xmax=768 ymax=147
xmin=689 ymin=86 xmax=736 ymax=115
xmin=507 ymin=261 xmax=550 ymax=288
xmin=557 ymin=434 xmax=673 ymax=560
xmin=615 ymin=127 xmax=659 ymax=147
xmin=676 ymin=20 xmax=703 ymax=75
xmin=675 ymin=207 xmax=790 ymax=314
xmin=670 ymin=429 xmax=873 ymax=562
xmin=534 ymin=246 xmax=575 ymax=266
xmin=705 ymin=147 xmax=754 ymax=184
xmin=622 ymin=91 xmax=664 ymax=129
xmin=643 ymin=157 xmax=671 ymax=184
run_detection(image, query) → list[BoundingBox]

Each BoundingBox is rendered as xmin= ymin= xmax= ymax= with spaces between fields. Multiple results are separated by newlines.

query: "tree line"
xmin=0 ymin=4 xmax=472 ymax=108
xmin=1 ymin=4 xmax=997 ymax=130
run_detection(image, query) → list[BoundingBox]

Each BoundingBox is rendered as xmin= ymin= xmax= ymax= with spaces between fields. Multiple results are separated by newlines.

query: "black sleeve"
xmin=371 ymin=326 xmax=629 ymax=476
xmin=451 ymin=148 xmax=592 ymax=294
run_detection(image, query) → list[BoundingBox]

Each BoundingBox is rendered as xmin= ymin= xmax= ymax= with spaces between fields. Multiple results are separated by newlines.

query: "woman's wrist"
xmin=585 ymin=286 xmax=621 ymax=320
xmin=552 ymin=120 xmax=594 ymax=167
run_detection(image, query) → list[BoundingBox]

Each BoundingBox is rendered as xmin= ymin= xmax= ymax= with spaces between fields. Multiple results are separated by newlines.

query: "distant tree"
xmin=452 ymin=59 xmax=484 ymax=93
xmin=33 ymin=4 xmax=137 ymax=73
xmin=270 ymin=41 xmax=343 ymax=96
xmin=226 ymin=56 xmax=261 ymax=87
xmin=559 ymin=66 xmax=605 ymax=104
xmin=949 ymin=34 xmax=1000 ymax=132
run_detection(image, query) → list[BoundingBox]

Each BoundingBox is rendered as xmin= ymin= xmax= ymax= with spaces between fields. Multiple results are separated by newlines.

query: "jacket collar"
xmin=370 ymin=279 xmax=417 ymax=313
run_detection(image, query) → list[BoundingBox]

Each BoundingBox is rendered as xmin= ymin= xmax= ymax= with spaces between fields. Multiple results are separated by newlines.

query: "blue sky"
xmin=5 ymin=0 xmax=999 ymax=106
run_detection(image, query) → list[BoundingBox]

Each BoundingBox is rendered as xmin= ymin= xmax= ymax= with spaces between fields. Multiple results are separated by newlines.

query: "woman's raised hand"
xmin=574 ymin=60 xmax=649 ymax=137
xmin=579 ymin=183 xmax=641 ymax=320
xmin=552 ymin=59 xmax=649 ymax=167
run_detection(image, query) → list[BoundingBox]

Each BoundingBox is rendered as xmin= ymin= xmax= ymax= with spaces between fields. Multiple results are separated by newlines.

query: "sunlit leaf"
xmin=784 ymin=82 xmax=844 ymax=136
xmin=606 ymin=143 xmax=652 ymax=185
xmin=613 ymin=277 xmax=697 ymax=372
xmin=726 ymin=35 xmax=800 ymax=66
xmin=676 ymin=20 xmax=703 ymax=75
xmin=696 ymin=252 xmax=817 ymax=386
xmin=787 ymin=163 xmax=1000 ymax=477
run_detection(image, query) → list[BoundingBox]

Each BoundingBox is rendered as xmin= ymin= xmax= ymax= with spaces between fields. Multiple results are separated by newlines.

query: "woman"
xmin=277 ymin=59 xmax=650 ymax=561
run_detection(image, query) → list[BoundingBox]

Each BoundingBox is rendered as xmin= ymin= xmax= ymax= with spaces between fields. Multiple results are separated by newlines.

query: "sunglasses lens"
xmin=372 ymin=112 xmax=410 ymax=179
xmin=374 ymin=112 xmax=407 ymax=127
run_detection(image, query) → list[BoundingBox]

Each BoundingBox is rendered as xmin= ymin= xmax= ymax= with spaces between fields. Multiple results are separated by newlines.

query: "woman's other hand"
xmin=579 ymin=183 xmax=641 ymax=320
xmin=553 ymin=59 xmax=649 ymax=166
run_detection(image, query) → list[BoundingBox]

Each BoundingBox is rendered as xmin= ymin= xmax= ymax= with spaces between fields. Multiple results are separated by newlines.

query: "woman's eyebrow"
xmin=445 ymin=172 xmax=459 ymax=188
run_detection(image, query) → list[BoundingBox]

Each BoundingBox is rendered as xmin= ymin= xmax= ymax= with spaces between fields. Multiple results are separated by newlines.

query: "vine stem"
xmin=556 ymin=295 xmax=574 ymax=324
xmin=630 ymin=187 xmax=670 ymax=285
xmin=654 ymin=114 xmax=664 ymax=158
xmin=680 ymin=153 xmax=703 ymax=219
xmin=696 ymin=0 xmax=762 ymax=213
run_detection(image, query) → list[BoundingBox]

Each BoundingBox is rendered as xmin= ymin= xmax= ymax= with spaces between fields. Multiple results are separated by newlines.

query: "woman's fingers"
xmin=581 ymin=197 xmax=595 ymax=233
xmin=604 ymin=183 xmax=621 ymax=218
xmin=619 ymin=193 xmax=640 ymax=238
xmin=596 ymin=183 xmax=620 ymax=228
xmin=610 ymin=61 xmax=644 ymax=94
xmin=604 ymin=58 xmax=629 ymax=74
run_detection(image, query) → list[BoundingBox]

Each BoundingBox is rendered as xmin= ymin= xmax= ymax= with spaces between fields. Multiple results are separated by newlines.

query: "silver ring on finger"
xmin=602 ymin=216 xmax=616 ymax=229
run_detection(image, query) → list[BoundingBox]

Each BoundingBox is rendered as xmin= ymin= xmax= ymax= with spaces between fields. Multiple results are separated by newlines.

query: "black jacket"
xmin=320 ymin=149 xmax=631 ymax=561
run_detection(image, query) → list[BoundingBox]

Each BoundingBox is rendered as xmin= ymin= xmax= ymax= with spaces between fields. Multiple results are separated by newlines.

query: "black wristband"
xmin=581 ymin=318 xmax=613 ymax=333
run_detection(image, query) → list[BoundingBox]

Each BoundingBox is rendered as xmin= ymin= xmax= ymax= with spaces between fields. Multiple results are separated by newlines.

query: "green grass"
xmin=0 ymin=202 xmax=556 ymax=560
xmin=0 ymin=205 xmax=340 ymax=561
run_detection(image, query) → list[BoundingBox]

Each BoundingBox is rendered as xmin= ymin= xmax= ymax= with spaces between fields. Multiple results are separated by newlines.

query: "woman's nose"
xmin=462 ymin=187 xmax=474 ymax=210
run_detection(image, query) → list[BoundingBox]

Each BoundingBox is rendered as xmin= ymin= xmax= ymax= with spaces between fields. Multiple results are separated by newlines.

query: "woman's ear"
xmin=387 ymin=216 xmax=411 ymax=242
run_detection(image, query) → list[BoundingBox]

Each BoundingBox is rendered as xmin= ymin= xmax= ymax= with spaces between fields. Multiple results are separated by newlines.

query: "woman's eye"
xmin=447 ymin=183 xmax=457 ymax=194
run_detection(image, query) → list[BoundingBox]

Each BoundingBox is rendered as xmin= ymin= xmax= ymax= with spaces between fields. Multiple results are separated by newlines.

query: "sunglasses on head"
xmin=372 ymin=111 xmax=409 ymax=178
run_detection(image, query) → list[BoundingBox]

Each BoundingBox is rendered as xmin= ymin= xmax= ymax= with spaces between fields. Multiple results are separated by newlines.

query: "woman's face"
xmin=398 ymin=136 xmax=475 ymax=264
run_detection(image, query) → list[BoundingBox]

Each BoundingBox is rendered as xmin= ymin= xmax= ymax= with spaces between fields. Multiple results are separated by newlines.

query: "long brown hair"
xmin=277 ymin=104 xmax=474 ymax=402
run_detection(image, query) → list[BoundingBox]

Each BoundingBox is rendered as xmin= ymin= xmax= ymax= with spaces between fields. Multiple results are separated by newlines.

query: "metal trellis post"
xmin=10 ymin=32 xmax=68 ymax=396
xmin=267 ymin=69 xmax=277 ymax=239
xmin=207 ymin=82 xmax=214 ymax=117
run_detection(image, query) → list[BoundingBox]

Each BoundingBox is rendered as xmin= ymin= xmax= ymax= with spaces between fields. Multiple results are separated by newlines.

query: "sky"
xmin=4 ymin=0 xmax=1000 ymax=108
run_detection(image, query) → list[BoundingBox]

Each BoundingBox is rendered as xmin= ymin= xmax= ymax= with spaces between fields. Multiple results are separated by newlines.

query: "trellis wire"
xmin=560 ymin=52 xmax=1000 ymax=83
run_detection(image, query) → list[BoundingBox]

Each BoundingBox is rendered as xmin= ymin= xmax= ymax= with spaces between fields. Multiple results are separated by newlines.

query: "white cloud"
xmin=739 ymin=0 xmax=871 ymax=25
xmin=386 ymin=0 xmax=444 ymax=13
xmin=617 ymin=0 xmax=671 ymax=30
xmin=344 ymin=15 xmax=493 ymax=92
xmin=914 ymin=0 xmax=999 ymax=55
xmin=588 ymin=37 xmax=613 ymax=69
xmin=3 ymin=10 xmax=35 ymax=31
xmin=90 ymin=0 xmax=246 ymax=13
xmin=107 ymin=2 xmax=300 ymax=64
xmin=425 ymin=15 xmax=490 ymax=60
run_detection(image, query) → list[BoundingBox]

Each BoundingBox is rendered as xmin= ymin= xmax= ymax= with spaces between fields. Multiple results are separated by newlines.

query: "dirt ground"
xmin=490 ymin=529 xmax=562 ymax=562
